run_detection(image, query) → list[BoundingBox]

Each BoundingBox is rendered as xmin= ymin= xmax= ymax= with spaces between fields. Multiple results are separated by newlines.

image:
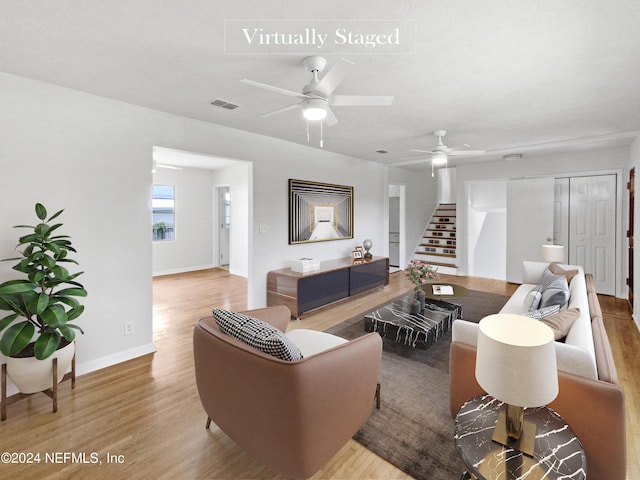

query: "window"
xmin=152 ymin=185 xmax=175 ymax=241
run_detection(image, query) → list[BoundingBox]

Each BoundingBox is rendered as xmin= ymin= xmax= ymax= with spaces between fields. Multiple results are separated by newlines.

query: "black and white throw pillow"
xmin=213 ymin=309 xmax=303 ymax=361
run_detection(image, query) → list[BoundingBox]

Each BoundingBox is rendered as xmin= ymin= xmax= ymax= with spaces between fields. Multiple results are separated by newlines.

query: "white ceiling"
xmin=1 ymin=1 xmax=639 ymax=170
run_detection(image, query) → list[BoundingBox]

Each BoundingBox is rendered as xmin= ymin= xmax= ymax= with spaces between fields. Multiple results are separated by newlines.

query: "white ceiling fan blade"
xmin=324 ymin=107 xmax=339 ymax=126
xmin=401 ymin=153 xmax=432 ymax=159
xmin=241 ymin=79 xmax=308 ymax=99
xmin=410 ymin=148 xmax=436 ymax=154
xmin=393 ymin=157 xmax=432 ymax=167
xmin=258 ymin=103 xmax=300 ymax=118
xmin=315 ymin=58 xmax=354 ymax=96
xmin=331 ymin=95 xmax=394 ymax=106
xmin=448 ymin=149 xmax=486 ymax=156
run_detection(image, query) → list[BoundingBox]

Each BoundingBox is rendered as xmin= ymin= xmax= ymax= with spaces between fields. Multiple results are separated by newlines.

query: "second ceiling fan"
xmin=241 ymin=56 xmax=393 ymax=146
xmin=397 ymin=130 xmax=486 ymax=176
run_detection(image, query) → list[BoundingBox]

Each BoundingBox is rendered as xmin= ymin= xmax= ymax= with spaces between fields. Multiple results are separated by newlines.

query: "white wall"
xmin=0 ymin=72 xmax=411 ymax=388
xmin=467 ymin=181 xmax=507 ymax=279
xmin=456 ymin=146 xmax=630 ymax=296
xmin=438 ymin=167 xmax=457 ymax=204
xmin=0 ymin=72 xmax=157 ymax=389
xmin=152 ymin=167 xmax=215 ymax=275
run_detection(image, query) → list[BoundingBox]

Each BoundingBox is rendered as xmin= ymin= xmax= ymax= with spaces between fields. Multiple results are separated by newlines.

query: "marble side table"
xmin=454 ymin=394 xmax=587 ymax=480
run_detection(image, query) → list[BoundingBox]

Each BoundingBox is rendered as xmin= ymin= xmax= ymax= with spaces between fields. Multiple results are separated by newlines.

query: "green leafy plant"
xmin=0 ymin=203 xmax=87 ymax=360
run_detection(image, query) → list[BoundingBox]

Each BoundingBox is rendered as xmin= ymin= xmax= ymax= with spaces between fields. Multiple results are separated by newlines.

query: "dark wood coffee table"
xmin=363 ymin=294 xmax=462 ymax=349
xmin=423 ymin=283 xmax=469 ymax=300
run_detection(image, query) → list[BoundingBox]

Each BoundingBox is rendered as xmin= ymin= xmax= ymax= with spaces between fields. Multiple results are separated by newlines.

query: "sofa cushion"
xmin=524 ymin=304 xmax=562 ymax=319
xmin=523 ymin=284 xmax=544 ymax=311
xmin=539 ymin=269 xmax=570 ymax=308
xmin=549 ymin=262 xmax=580 ymax=284
xmin=285 ymin=329 xmax=348 ymax=357
xmin=213 ymin=309 xmax=304 ymax=361
xmin=539 ymin=308 xmax=581 ymax=340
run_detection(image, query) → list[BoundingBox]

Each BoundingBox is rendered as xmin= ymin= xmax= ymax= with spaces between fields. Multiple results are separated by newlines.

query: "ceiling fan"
xmin=241 ymin=56 xmax=393 ymax=146
xmin=397 ymin=130 xmax=485 ymax=176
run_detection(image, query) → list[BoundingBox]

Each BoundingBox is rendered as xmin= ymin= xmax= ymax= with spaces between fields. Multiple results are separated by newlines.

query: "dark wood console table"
xmin=267 ymin=256 xmax=389 ymax=318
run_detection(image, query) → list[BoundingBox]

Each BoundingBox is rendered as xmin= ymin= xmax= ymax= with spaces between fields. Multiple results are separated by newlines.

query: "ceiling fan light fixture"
xmin=432 ymin=152 xmax=448 ymax=165
xmin=302 ymin=98 xmax=327 ymax=121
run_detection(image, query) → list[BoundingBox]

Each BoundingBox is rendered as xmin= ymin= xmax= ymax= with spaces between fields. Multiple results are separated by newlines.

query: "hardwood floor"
xmin=1 ymin=268 xmax=638 ymax=479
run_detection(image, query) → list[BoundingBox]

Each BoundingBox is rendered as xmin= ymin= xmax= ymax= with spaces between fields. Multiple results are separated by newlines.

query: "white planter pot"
xmin=5 ymin=342 xmax=75 ymax=394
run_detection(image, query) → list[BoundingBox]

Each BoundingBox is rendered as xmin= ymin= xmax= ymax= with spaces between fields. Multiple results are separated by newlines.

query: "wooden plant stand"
xmin=1 ymin=353 xmax=76 ymax=421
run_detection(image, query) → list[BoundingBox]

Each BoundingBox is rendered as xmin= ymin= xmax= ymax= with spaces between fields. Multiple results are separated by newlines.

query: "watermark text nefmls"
xmin=225 ymin=20 xmax=416 ymax=54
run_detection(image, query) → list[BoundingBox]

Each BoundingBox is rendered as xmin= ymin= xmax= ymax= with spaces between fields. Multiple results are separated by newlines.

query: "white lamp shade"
xmin=541 ymin=244 xmax=565 ymax=263
xmin=475 ymin=314 xmax=558 ymax=408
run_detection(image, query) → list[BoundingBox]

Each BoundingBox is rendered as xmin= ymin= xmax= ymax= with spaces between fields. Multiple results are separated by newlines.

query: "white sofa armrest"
xmin=452 ymin=319 xmax=598 ymax=380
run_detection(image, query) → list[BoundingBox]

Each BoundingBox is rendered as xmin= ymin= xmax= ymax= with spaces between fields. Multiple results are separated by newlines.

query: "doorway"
xmin=555 ymin=175 xmax=617 ymax=295
xmin=628 ymin=168 xmax=635 ymax=308
xmin=216 ymin=186 xmax=231 ymax=269
xmin=388 ymin=184 xmax=406 ymax=272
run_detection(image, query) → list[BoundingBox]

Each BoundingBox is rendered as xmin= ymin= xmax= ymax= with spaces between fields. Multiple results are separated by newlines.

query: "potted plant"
xmin=0 ymin=203 xmax=87 ymax=394
xmin=404 ymin=260 xmax=438 ymax=313
xmin=153 ymin=221 xmax=166 ymax=240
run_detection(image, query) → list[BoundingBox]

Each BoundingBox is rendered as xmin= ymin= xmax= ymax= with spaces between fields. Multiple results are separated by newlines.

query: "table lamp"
xmin=541 ymin=244 xmax=565 ymax=263
xmin=475 ymin=314 xmax=558 ymax=456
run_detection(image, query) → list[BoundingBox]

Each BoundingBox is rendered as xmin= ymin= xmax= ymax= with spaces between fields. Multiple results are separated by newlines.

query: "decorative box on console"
xmin=290 ymin=258 xmax=321 ymax=274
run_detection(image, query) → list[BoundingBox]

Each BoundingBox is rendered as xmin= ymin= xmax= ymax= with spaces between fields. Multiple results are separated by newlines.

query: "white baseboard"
xmin=152 ymin=264 xmax=214 ymax=277
xmin=2 ymin=343 xmax=157 ymax=397
xmin=75 ymin=343 xmax=157 ymax=377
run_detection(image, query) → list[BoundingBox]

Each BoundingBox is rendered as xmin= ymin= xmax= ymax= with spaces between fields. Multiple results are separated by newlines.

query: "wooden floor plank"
xmin=1 ymin=268 xmax=637 ymax=479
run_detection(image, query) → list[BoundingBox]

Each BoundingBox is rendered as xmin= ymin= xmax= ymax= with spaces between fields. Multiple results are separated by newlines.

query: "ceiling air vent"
xmin=211 ymin=99 xmax=239 ymax=110
xmin=376 ymin=150 xmax=389 ymax=154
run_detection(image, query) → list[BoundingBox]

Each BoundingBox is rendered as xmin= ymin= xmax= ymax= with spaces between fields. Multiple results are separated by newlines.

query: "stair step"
xmin=412 ymin=255 xmax=458 ymax=268
xmin=415 ymin=250 xmax=456 ymax=258
xmin=421 ymin=239 xmax=456 ymax=245
xmin=425 ymin=231 xmax=456 ymax=238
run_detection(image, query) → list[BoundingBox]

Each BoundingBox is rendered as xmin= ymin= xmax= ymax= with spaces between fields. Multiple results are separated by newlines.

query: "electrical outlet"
xmin=124 ymin=321 xmax=134 ymax=336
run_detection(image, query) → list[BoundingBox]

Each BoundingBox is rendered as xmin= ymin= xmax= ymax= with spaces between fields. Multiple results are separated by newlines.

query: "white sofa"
xmin=452 ymin=261 xmax=598 ymax=379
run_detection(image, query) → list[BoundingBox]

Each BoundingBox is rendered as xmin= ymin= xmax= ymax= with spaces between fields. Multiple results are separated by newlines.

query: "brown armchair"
xmin=193 ymin=305 xmax=382 ymax=480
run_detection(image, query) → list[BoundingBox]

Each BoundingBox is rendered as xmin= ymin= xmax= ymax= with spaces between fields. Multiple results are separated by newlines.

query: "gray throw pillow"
xmin=213 ymin=309 xmax=303 ymax=361
xmin=524 ymin=304 xmax=562 ymax=320
xmin=523 ymin=284 xmax=544 ymax=312
xmin=539 ymin=268 xmax=570 ymax=308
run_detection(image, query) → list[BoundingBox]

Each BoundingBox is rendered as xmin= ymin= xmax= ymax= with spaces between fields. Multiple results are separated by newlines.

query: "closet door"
xmin=570 ymin=175 xmax=616 ymax=295
xmin=506 ymin=177 xmax=555 ymax=283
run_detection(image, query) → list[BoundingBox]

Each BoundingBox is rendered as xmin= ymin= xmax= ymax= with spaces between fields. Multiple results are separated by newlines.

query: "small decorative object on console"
xmin=291 ymin=258 xmax=320 ymax=274
xmin=363 ymin=239 xmax=373 ymax=259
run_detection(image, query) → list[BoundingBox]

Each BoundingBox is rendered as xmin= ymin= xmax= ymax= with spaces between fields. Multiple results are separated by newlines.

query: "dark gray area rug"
xmin=327 ymin=289 xmax=509 ymax=480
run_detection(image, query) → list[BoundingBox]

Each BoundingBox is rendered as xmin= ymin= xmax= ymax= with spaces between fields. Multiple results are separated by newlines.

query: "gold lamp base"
xmin=492 ymin=409 xmax=537 ymax=457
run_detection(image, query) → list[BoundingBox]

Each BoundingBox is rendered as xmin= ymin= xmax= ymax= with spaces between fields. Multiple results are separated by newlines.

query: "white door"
xmin=506 ymin=177 xmax=555 ymax=283
xmin=569 ymin=175 xmax=616 ymax=295
xmin=217 ymin=187 xmax=230 ymax=266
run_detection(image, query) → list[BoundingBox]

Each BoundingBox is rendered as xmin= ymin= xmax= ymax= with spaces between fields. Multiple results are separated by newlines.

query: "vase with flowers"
xmin=404 ymin=260 xmax=439 ymax=312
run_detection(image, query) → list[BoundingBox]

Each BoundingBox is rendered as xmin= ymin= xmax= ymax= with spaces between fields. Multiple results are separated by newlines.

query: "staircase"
xmin=413 ymin=203 xmax=458 ymax=275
